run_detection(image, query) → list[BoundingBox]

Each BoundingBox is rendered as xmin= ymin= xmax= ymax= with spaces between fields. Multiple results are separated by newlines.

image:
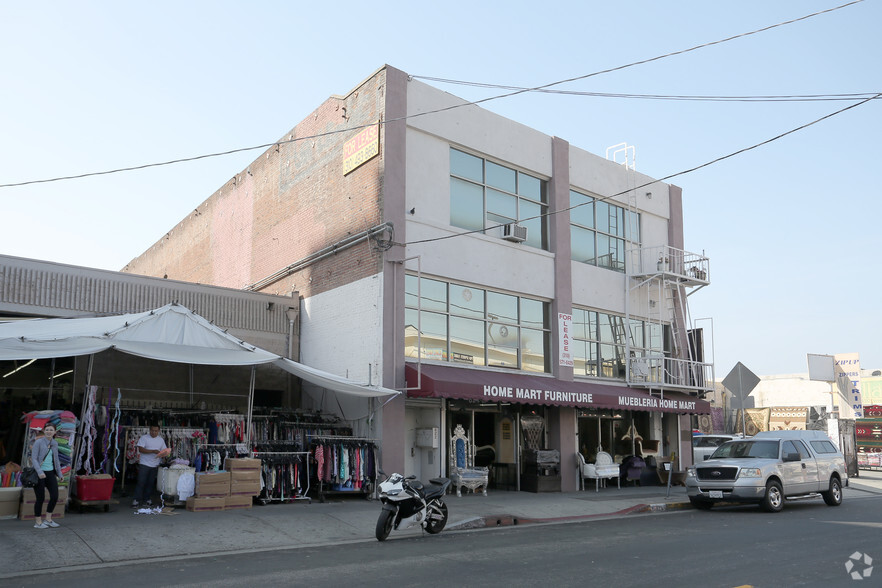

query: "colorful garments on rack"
xmin=312 ymin=442 xmax=376 ymax=490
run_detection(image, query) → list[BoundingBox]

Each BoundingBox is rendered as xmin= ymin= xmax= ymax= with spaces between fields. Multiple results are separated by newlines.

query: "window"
xmin=793 ymin=440 xmax=812 ymax=460
xmin=570 ymin=190 xmax=640 ymax=273
xmin=810 ymin=440 xmax=838 ymax=454
xmin=404 ymin=274 xmax=550 ymax=373
xmin=571 ymin=307 xmax=667 ymax=380
xmin=450 ymin=148 xmax=547 ymax=249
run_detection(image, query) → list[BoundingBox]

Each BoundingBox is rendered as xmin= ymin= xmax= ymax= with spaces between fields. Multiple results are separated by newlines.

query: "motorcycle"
xmin=375 ymin=471 xmax=450 ymax=541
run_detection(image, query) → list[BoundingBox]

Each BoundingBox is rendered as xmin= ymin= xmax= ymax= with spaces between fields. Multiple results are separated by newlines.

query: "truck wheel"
xmin=689 ymin=497 xmax=713 ymax=510
xmin=761 ymin=480 xmax=784 ymax=513
xmin=822 ymin=477 xmax=842 ymax=506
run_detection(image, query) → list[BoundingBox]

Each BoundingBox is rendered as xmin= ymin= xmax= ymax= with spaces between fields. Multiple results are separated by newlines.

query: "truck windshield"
xmin=710 ymin=440 xmax=779 ymax=459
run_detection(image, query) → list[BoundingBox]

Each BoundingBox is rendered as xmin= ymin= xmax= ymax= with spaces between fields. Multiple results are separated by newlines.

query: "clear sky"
xmin=1 ymin=1 xmax=879 ymax=377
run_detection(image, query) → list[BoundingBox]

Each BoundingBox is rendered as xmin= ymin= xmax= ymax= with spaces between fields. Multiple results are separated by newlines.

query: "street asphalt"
xmin=2 ymin=469 xmax=881 ymax=581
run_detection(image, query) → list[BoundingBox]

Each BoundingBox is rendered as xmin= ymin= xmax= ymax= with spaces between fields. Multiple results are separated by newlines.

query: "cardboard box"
xmin=195 ymin=481 xmax=230 ymax=497
xmin=22 ymin=487 xmax=69 ymax=504
xmin=195 ymin=487 xmax=229 ymax=497
xmin=195 ymin=471 xmax=231 ymax=485
xmin=195 ymin=472 xmax=230 ymax=497
xmin=19 ymin=501 xmax=65 ymax=520
xmin=185 ymin=496 xmax=226 ymax=512
xmin=224 ymin=458 xmax=261 ymax=471
xmin=0 ymin=487 xmax=22 ymax=519
xmin=230 ymin=469 xmax=261 ymax=482
xmin=0 ymin=486 xmax=21 ymax=502
xmin=0 ymin=502 xmax=19 ymax=519
xmin=229 ymin=481 xmax=261 ymax=496
xmin=224 ymin=495 xmax=253 ymax=510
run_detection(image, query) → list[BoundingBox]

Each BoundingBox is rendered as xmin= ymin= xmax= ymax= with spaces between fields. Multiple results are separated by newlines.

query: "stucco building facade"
xmin=124 ymin=65 xmax=713 ymax=491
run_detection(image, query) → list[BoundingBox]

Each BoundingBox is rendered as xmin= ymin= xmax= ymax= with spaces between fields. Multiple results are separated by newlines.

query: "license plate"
xmin=709 ymin=491 xmax=723 ymax=499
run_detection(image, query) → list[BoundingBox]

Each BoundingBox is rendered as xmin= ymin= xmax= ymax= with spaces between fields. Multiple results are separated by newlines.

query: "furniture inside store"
xmin=519 ymin=414 xmax=560 ymax=493
xmin=577 ymin=450 xmax=620 ymax=492
xmin=448 ymin=424 xmax=489 ymax=497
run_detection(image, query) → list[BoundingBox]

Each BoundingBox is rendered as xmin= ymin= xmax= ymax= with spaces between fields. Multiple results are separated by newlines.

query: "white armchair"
xmin=577 ymin=451 xmax=621 ymax=492
xmin=449 ymin=425 xmax=489 ymax=497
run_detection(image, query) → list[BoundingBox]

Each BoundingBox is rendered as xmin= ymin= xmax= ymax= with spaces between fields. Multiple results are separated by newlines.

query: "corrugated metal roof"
xmin=0 ymin=254 xmax=296 ymax=335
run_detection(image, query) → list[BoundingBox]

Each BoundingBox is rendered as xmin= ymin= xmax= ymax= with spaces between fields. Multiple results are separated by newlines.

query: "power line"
xmin=407 ymin=82 xmax=881 ymax=103
xmin=409 ymin=0 xmax=866 ymax=109
xmin=0 ymin=0 xmax=864 ymax=190
xmin=402 ymin=91 xmax=882 ymax=247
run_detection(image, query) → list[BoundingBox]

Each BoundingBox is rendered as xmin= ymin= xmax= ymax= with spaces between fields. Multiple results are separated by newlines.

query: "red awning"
xmin=405 ymin=363 xmax=710 ymax=414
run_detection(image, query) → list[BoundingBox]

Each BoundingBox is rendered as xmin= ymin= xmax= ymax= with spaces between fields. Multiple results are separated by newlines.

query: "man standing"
xmin=132 ymin=424 xmax=168 ymax=508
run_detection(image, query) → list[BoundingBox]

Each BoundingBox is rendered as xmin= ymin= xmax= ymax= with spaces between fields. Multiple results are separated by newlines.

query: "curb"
xmin=447 ymin=501 xmax=693 ymax=530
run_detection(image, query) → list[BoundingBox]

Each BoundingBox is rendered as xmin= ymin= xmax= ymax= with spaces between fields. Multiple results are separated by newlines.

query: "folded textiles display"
xmin=1 ymin=464 xmax=22 ymax=488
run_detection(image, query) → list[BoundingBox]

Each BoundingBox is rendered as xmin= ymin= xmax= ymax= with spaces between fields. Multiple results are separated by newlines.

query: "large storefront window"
xmin=570 ymin=190 xmax=640 ymax=272
xmin=571 ymin=308 xmax=665 ymax=380
xmin=450 ymin=148 xmax=548 ymax=250
xmin=405 ymin=275 xmax=551 ymax=373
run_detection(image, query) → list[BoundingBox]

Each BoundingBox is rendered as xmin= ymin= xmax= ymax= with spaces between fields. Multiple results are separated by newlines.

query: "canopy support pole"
xmin=246 ymin=365 xmax=256 ymax=446
xmin=47 ymin=358 xmax=56 ymax=410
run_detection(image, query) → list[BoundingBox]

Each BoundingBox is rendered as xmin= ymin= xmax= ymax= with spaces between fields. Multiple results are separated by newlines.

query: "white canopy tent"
xmin=0 ymin=303 xmax=398 ymax=442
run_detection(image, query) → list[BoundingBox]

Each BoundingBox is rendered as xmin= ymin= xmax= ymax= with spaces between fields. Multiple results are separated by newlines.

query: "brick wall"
xmin=124 ymin=68 xmax=389 ymax=300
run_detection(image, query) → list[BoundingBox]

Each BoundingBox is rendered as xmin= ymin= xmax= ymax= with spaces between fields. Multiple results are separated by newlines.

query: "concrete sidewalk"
xmin=2 ymin=470 xmax=881 ymax=580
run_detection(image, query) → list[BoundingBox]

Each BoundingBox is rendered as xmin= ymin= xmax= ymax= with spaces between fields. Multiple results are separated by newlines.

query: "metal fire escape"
xmin=625 ymin=244 xmax=713 ymax=393
xmin=606 ymin=142 xmax=714 ymax=394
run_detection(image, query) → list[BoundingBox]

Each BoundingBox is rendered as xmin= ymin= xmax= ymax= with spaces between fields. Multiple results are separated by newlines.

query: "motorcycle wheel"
xmin=425 ymin=499 xmax=448 ymax=534
xmin=376 ymin=509 xmax=395 ymax=541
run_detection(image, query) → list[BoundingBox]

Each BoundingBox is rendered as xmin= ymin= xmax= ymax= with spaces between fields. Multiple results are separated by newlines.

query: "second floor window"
xmin=450 ymin=148 xmax=547 ymax=250
xmin=570 ymin=190 xmax=640 ymax=273
xmin=571 ymin=308 xmax=665 ymax=380
xmin=405 ymin=274 xmax=551 ymax=373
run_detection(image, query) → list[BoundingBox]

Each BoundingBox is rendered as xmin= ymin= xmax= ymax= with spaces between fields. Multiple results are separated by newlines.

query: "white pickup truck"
xmin=685 ymin=430 xmax=848 ymax=512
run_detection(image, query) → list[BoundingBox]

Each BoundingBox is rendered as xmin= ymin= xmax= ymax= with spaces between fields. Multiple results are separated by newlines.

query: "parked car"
xmin=685 ymin=430 xmax=848 ymax=512
xmin=692 ymin=434 xmax=742 ymax=463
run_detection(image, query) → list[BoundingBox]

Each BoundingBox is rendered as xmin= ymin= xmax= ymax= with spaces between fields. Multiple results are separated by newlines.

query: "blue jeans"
xmin=134 ymin=465 xmax=159 ymax=503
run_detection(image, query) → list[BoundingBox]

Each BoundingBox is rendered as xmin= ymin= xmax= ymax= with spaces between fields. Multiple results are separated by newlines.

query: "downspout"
xmin=244 ymin=223 xmax=393 ymax=291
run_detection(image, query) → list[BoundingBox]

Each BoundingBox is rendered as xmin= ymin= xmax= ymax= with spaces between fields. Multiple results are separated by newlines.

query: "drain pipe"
xmin=243 ymin=223 xmax=393 ymax=291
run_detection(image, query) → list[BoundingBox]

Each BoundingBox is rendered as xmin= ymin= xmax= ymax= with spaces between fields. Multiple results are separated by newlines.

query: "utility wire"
xmin=408 ymin=0 xmax=866 ymax=112
xmin=406 ymin=83 xmax=881 ymax=103
xmin=0 ymin=0 xmax=864 ymax=190
xmin=402 ymin=91 xmax=882 ymax=247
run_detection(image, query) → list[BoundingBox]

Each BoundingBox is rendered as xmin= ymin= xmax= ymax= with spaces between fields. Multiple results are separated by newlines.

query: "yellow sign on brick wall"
xmin=343 ymin=121 xmax=379 ymax=175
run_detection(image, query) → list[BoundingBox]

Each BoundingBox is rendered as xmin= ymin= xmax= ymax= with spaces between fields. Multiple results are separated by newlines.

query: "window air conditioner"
xmin=502 ymin=223 xmax=528 ymax=243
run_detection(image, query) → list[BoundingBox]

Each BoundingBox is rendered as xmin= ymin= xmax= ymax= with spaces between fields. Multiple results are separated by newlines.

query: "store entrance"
xmin=577 ymin=410 xmax=663 ymax=487
xmin=446 ymin=405 xmax=516 ymax=490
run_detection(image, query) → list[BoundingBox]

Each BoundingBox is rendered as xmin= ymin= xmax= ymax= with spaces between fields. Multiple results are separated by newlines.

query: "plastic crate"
xmin=75 ymin=475 xmax=115 ymax=501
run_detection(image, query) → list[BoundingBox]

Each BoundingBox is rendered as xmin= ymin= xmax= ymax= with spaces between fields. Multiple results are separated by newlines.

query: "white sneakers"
xmin=33 ymin=520 xmax=60 ymax=529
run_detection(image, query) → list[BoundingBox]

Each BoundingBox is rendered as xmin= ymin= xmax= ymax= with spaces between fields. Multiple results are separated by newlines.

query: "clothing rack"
xmin=280 ymin=421 xmax=349 ymax=427
xmin=308 ymin=436 xmax=377 ymax=502
xmin=308 ymin=435 xmax=377 ymax=442
xmin=251 ymin=451 xmax=311 ymax=504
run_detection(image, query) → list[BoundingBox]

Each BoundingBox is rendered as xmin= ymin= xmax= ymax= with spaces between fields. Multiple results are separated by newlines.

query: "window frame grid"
xmin=450 ymin=148 xmax=548 ymax=250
